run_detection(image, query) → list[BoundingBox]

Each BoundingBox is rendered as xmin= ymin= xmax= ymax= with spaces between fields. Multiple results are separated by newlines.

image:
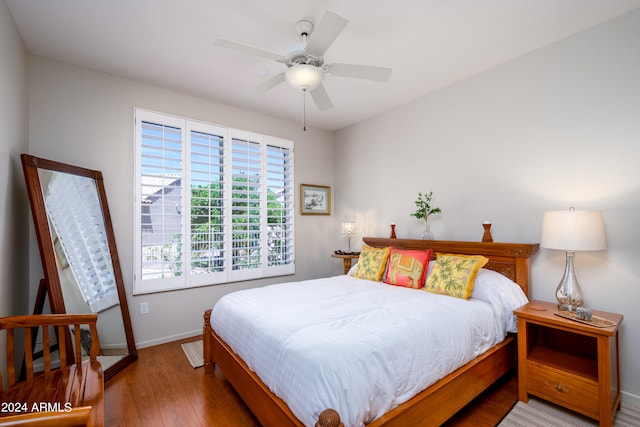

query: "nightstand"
xmin=514 ymin=300 xmax=623 ymax=426
xmin=332 ymin=253 xmax=359 ymax=275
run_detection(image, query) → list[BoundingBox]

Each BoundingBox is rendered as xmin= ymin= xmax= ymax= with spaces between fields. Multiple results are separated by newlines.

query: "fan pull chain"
xmin=303 ymin=89 xmax=307 ymax=132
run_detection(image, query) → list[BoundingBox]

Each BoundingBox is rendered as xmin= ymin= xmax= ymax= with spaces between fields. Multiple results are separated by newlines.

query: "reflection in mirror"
xmin=22 ymin=154 xmax=137 ymax=380
xmin=40 ymin=170 xmax=127 ymax=370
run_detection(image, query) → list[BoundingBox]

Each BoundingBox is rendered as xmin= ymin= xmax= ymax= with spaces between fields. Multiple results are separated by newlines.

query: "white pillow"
xmin=347 ymin=262 xmax=358 ymax=276
xmin=471 ymin=268 xmax=529 ymax=333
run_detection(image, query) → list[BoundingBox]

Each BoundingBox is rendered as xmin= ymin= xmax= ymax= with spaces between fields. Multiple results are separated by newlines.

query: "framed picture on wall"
xmin=300 ymin=184 xmax=331 ymax=215
xmin=53 ymin=236 xmax=69 ymax=270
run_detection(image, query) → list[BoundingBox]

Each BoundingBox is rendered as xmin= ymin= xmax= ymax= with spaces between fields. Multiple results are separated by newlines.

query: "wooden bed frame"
xmin=203 ymin=238 xmax=539 ymax=426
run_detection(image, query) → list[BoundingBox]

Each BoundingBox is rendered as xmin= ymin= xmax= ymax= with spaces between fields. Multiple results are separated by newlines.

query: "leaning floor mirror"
xmin=21 ymin=154 xmax=137 ymax=380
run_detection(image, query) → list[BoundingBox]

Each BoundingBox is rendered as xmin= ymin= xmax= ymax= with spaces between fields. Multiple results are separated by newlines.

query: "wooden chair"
xmin=0 ymin=407 xmax=92 ymax=427
xmin=0 ymin=314 xmax=104 ymax=427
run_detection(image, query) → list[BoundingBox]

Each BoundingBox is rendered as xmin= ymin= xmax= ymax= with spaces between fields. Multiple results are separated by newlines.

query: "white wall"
xmin=14 ymin=1 xmax=640 ymax=405
xmin=27 ymin=57 xmax=336 ymax=348
xmin=0 ymin=0 xmax=30 ymax=385
xmin=335 ymin=10 xmax=640 ymax=402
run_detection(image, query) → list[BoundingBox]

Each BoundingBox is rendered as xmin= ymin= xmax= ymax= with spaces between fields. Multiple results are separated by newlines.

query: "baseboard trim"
xmin=136 ymin=329 xmax=202 ymax=349
xmin=622 ymin=390 xmax=640 ymax=406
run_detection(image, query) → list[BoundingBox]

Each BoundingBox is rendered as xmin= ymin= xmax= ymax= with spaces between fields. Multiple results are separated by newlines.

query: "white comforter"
xmin=211 ymin=270 xmax=527 ymax=427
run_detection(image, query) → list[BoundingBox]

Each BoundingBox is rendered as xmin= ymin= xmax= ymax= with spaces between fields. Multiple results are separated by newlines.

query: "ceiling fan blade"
xmin=252 ymin=72 xmax=286 ymax=95
xmin=310 ymin=84 xmax=333 ymax=111
xmin=214 ymin=39 xmax=284 ymax=62
xmin=305 ymin=11 xmax=348 ymax=58
xmin=328 ymin=63 xmax=392 ymax=82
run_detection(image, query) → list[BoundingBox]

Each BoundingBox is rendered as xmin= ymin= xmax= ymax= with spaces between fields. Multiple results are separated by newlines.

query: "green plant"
xmin=410 ymin=191 xmax=442 ymax=220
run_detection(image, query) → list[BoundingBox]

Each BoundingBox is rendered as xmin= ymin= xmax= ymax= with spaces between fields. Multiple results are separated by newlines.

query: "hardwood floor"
xmin=105 ymin=337 xmax=518 ymax=426
xmin=105 ymin=337 xmax=260 ymax=427
xmin=443 ymin=372 xmax=518 ymax=427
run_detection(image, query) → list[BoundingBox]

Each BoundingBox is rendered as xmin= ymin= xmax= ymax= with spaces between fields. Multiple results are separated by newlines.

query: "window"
xmin=134 ymin=109 xmax=294 ymax=294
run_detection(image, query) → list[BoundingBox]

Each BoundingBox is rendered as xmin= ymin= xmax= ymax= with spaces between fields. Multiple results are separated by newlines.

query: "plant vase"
xmin=421 ymin=218 xmax=434 ymax=240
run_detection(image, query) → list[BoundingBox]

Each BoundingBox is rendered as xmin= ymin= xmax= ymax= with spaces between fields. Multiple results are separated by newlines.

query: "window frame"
xmin=134 ymin=109 xmax=295 ymax=294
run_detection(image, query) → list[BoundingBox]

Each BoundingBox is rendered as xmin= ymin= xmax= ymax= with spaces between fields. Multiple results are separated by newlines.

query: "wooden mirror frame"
xmin=21 ymin=154 xmax=137 ymax=380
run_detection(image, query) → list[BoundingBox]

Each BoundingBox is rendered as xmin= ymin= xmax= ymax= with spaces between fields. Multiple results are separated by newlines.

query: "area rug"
xmin=499 ymin=396 xmax=640 ymax=426
xmin=181 ymin=340 xmax=204 ymax=368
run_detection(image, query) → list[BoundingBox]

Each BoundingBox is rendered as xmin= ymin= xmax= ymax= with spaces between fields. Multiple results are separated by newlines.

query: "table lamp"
xmin=341 ymin=221 xmax=356 ymax=253
xmin=540 ymin=207 xmax=606 ymax=311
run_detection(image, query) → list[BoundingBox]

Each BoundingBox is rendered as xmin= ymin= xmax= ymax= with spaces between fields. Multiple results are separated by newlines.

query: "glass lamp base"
xmin=557 ymin=302 xmax=583 ymax=312
xmin=555 ymin=250 xmax=583 ymax=312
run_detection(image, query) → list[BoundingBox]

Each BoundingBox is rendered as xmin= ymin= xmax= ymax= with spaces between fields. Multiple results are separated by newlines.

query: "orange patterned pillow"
xmin=425 ymin=253 xmax=489 ymax=299
xmin=385 ymin=248 xmax=432 ymax=288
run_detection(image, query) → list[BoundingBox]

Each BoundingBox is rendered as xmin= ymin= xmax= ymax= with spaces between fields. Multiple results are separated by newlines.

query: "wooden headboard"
xmin=362 ymin=237 xmax=539 ymax=297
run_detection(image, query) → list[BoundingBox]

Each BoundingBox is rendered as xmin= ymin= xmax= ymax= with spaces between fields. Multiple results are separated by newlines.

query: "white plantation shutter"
xmin=135 ymin=112 xmax=185 ymax=293
xmin=187 ymin=121 xmax=228 ymax=287
xmin=265 ymin=139 xmax=294 ymax=272
xmin=134 ymin=109 xmax=294 ymax=294
xmin=229 ymin=134 xmax=262 ymax=281
xmin=44 ymin=173 xmax=119 ymax=313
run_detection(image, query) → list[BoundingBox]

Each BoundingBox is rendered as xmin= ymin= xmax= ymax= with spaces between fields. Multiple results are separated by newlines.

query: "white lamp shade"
xmin=540 ymin=209 xmax=606 ymax=251
xmin=341 ymin=221 xmax=356 ymax=236
xmin=285 ymin=64 xmax=324 ymax=91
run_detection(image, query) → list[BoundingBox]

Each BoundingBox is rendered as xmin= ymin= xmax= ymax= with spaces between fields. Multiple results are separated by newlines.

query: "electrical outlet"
xmin=140 ymin=302 xmax=149 ymax=315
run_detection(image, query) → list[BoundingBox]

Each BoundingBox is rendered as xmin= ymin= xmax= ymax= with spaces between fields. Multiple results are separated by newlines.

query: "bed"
xmin=203 ymin=237 xmax=539 ymax=426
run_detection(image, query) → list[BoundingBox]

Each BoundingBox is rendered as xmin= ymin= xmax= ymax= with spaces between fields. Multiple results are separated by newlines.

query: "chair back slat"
xmin=24 ymin=327 xmax=33 ymax=382
xmin=58 ymin=324 xmax=67 ymax=368
xmin=6 ymin=329 xmax=15 ymax=387
xmin=88 ymin=323 xmax=101 ymax=361
xmin=73 ymin=324 xmax=83 ymax=372
xmin=42 ymin=325 xmax=51 ymax=375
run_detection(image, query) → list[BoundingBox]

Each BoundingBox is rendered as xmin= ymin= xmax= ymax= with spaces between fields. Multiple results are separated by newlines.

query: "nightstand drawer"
xmin=526 ymin=362 xmax=599 ymax=419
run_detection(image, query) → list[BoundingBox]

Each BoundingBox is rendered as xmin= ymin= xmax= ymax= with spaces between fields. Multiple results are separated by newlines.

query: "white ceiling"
xmin=6 ymin=0 xmax=640 ymax=131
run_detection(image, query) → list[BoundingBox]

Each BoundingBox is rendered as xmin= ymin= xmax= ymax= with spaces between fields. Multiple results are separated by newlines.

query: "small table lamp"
xmin=341 ymin=221 xmax=356 ymax=253
xmin=540 ymin=207 xmax=606 ymax=311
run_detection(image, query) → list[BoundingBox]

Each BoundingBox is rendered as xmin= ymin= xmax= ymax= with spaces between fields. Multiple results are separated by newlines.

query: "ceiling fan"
xmin=214 ymin=10 xmax=392 ymax=112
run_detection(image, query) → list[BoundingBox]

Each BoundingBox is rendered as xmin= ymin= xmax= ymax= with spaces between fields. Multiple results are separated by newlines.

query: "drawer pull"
xmin=544 ymin=381 xmax=566 ymax=393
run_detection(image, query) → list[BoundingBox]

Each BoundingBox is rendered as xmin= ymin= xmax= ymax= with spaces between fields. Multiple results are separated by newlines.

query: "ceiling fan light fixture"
xmin=285 ymin=64 xmax=324 ymax=91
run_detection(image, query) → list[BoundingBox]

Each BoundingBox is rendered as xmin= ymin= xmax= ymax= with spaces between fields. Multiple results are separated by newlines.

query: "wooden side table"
xmin=332 ymin=253 xmax=359 ymax=275
xmin=514 ymin=300 xmax=623 ymax=426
